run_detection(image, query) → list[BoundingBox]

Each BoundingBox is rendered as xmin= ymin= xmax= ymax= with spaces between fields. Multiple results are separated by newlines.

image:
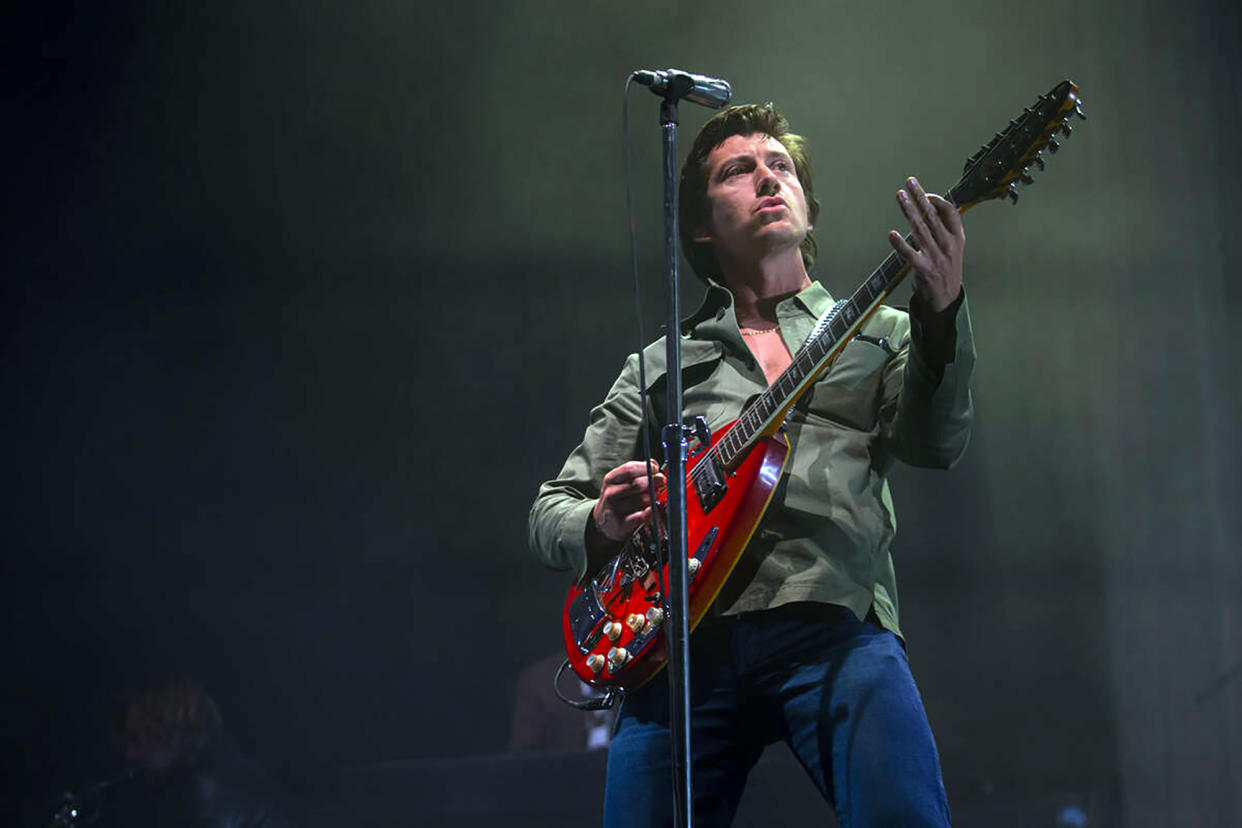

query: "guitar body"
xmin=561 ymin=424 xmax=788 ymax=690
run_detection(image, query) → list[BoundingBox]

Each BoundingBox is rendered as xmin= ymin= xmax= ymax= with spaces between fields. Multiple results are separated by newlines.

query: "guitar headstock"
xmin=952 ymin=80 xmax=1085 ymax=211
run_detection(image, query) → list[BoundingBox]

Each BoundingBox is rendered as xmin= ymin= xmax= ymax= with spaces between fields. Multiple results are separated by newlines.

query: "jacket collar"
xmin=683 ymin=278 xmax=837 ymax=348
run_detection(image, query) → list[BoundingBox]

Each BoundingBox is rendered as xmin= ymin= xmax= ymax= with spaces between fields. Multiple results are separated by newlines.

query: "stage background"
xmin=3 ymin=0 xmax=1239 ymax=824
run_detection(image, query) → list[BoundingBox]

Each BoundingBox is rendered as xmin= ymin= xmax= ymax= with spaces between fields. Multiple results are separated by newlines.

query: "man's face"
xmin=694 ymin=132 xmax=810 ymax=264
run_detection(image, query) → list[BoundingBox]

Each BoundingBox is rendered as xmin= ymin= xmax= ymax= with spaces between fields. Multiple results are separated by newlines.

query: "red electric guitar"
xmin=562 ymin=80 xmax=1085 ymax=690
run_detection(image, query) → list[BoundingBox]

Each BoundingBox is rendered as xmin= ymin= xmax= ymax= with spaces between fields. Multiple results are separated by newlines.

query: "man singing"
xmin=529 ymin=103 xmax=973 ymax=827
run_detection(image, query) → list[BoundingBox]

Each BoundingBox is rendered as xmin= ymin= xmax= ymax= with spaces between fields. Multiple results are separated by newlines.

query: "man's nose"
xmin=756 ymin=167 xmax=780 ymax=195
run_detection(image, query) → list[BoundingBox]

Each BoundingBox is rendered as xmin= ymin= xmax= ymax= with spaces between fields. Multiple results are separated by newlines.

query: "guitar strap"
xmin=797 ymin=300 xmax=849 ymax=356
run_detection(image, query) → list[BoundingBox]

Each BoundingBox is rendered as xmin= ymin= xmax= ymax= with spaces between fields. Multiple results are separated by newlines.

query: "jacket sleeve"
xmin=879 ymin=290 xmax=976 ymax=469
xmin=528 ymin=354 xmax=646 ymax=578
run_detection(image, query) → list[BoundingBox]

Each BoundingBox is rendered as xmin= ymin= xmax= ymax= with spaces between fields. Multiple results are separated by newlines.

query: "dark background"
xmin=4 ymin=0 xmax=1240 ymax=824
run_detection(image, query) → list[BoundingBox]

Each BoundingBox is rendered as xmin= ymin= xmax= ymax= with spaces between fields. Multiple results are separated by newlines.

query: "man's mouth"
xmin=755 ymin=197 xmax=787 ymax=213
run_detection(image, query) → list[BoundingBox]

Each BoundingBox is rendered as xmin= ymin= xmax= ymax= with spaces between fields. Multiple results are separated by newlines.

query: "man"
xmin=529 ymin=104 xmax=973 ymax=827
xmin=99 ymin=676 xmax=294 ymax=827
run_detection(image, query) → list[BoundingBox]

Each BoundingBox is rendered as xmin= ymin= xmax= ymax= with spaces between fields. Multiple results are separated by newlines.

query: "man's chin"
xmin=754 ymin=225 xmax=806 ymax=249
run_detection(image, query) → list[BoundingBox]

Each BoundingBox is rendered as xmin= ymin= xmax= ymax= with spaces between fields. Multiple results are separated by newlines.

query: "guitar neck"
xmin=709 ymin=189 xmax=967 ymax=472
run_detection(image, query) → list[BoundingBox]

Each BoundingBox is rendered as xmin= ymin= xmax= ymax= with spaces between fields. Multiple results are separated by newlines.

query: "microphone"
xmin=632 ymin=69 xmax=732 ymax=109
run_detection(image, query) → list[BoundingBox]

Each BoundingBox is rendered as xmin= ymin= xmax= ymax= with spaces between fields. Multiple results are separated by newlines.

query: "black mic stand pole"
xmin=657 ymin=89 xmax=694 ymax=828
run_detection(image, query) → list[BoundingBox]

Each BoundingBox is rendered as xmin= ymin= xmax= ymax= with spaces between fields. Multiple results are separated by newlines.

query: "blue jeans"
xmin=603 ymin=603 xmax=950 ymax=827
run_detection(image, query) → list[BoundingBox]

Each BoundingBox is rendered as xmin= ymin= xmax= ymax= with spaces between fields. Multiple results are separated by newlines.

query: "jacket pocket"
xmin=802 ymin=338 xmax=891 ymax=431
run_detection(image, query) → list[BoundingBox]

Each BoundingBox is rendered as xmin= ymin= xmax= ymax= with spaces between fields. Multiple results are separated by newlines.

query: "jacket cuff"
xmin=557 ymin=499 xmax=597 ymax=580
xmin=909 ymin=286 xmax=965 ymax=370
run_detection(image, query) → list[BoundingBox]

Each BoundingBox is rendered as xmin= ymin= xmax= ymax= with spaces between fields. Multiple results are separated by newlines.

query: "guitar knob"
xmin=603 ymin=621 xmax=622 ymax=641
xmin=586 ymin=653 xmax=605 ymax=674
xmin=645 ymin=607 xmax=665 ymax=626
xmin=687 ymin=558 xmax=701 ymax=577
xmin=607 ymin=647 xmax=630 ymax=671
xmin=625 ymin=613 xmax=645 ymax=633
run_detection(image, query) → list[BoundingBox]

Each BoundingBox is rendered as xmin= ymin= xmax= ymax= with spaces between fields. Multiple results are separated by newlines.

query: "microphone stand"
xmin=633 ymin=66 xmax=728 ymax=828
xmin=656 ymin=89 xmax=694 ymax=828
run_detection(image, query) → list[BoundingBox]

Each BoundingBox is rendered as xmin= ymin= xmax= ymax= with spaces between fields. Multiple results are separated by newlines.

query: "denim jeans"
xmin=603 ymin=602 xmax=950 ymax=827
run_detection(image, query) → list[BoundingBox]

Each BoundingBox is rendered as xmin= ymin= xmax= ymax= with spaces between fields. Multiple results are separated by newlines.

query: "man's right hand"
xmin=592 ymin=460 xmax=665 ymax=543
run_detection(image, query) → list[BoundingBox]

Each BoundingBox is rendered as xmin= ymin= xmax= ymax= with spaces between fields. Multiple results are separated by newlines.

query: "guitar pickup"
xmin=692 ymin=451 xmax=728 ymax=513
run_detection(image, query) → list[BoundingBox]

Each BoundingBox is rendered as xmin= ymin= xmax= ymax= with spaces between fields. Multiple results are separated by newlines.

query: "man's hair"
xmin=678 ymin=104 xmax=821 ymax=286
xmin=122 ymin=676 xmax=223 ymax=768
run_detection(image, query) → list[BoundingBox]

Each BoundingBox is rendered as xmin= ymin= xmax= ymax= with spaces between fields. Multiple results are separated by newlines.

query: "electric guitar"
xmin=562 ymin=80 xmax=1085 ymax=690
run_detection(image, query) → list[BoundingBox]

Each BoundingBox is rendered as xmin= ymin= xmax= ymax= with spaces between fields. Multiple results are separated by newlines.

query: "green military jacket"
xmin=528 ymin=279 xmax=975 ymax=638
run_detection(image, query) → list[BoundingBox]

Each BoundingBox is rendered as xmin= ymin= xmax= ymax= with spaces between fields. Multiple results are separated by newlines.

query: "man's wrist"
xmin=911 ymin=286 xmax=964 ymax=367
xmin=585 ymin=507 xmax=622 ymax=570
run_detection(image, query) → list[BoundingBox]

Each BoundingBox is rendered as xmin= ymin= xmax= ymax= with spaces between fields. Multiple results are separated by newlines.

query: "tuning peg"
xmin=1048 ymin=138 xmax=1061 ymax=154
xmin=1059 ymin=123 xmax=1073 ymax=137
xmin=1074 ymin=101 xmax=1087 ymax=120
xmin=1031 ymin=154 xmax=1045 ymax=171
xmin=1006 ymin=184 xmax=1019 ymax=204
xmin=1020 ymin=172 xmax=1035 ymax=185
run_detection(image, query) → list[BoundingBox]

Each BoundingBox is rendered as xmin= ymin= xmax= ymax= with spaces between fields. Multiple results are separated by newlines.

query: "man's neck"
xmin=720 ymin=248 xmax=812 ymax=329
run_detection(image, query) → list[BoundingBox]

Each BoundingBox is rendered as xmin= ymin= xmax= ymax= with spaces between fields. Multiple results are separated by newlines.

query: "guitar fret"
xmin=884 ymin=252 xmax=903 ymax=279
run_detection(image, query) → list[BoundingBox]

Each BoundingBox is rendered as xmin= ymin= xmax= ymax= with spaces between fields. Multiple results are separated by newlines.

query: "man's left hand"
xmin=888 ymin=176 xmax=964 ymax=313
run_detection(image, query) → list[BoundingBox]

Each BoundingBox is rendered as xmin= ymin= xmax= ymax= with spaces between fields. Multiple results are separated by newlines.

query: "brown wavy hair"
xmin=679 ymin=103 xmax=821 ymax=286
xmin=122 ymin=676 xmax=223 ymax=769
